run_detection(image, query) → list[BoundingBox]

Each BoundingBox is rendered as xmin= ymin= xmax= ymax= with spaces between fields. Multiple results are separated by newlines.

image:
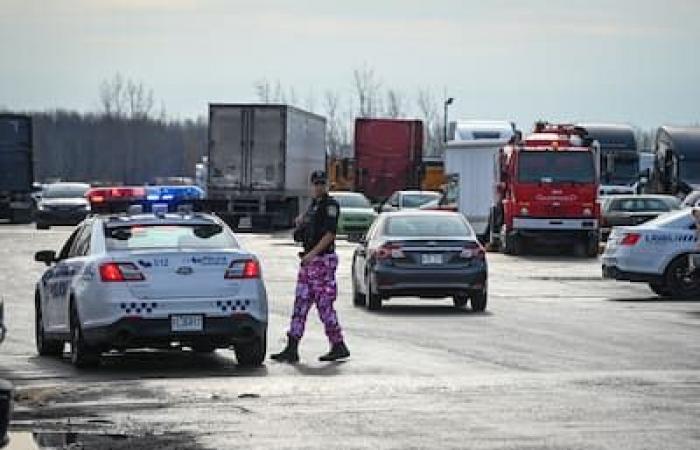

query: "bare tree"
xmin=273 ymin=80 xmax=286 ymax=103
xmin=254 ymin=79 xmax=272 ymax=103
xmin=99 ymin=73 xmax=156 ymax=119
xmin=324 ymin=90 xmax=342 ymax=156
xmin=385 ymin=89 xmax=406 ymax=118
xmin=416 ymin=87 xmax=441 ymax=156
xmin=99 ymin=73 xmax=126 ymax=117
xmin=353 ymin=65 xmax=382 ymax=117
xmin=125 ymin=79 xmax=154 ymax=119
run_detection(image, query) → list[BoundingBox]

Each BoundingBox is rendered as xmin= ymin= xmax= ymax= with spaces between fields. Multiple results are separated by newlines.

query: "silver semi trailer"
xmin=207 ymin=104 xmax=326 ymax=229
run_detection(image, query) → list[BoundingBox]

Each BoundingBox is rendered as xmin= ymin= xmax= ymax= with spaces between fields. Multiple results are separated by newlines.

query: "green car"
xmin=330 ymin=191 xmax=377 ymax=239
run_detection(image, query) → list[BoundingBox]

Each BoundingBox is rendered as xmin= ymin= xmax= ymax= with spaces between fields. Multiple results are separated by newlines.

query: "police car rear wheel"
xmin=234 ymin=335 xmax=266 ymax=367
xmin=69 ymin=304 xmax=100 ymax=368
xmin=665 ymin=256 xmax=700 ymax=299
xmin=35 ymin=294 xmax=63 ymax=357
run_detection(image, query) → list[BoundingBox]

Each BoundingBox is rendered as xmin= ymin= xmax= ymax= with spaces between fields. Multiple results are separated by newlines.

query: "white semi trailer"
xmin=444 ymin=121 xmax=516 ymax=241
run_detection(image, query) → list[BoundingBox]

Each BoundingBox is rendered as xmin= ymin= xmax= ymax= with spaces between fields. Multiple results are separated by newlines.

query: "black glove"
xmin=293 ymin=225 xmax=306 ymax=243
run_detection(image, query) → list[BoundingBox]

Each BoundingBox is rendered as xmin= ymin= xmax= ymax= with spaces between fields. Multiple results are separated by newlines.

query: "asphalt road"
xmin=1 ymin=224 xmax=699 ymax=449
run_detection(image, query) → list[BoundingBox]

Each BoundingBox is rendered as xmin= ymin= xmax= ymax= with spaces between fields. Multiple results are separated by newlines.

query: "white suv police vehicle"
xmin=602 ymin=208 xmax=700 ymax=298
xmin=34 ymin=211 xmax=268 ymax=368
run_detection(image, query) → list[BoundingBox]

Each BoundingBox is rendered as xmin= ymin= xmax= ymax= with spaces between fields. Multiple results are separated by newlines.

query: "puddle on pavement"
xmin=15 ymin=431 xmax=201 ymax=450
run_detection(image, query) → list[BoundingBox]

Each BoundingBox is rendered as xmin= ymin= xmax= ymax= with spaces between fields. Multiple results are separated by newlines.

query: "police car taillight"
xmin=225 ymin=260 xmax=260 ymax=279
xmin=99 ymin=262 xmax=146 ymax=282
xmin=620 ymin=233 xmax=641 ymax=246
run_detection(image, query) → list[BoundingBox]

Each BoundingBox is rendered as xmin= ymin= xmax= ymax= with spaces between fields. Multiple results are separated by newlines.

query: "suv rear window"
xmin=105 ymin=224 xmax=238 ymax=250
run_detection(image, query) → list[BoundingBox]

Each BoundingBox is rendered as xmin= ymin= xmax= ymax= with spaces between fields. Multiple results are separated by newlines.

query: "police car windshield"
xmin=105 ymin=224 xmax=238 ymax=250
xmin=518 ymin=152 xmax=596 ymax=183
xmin=332 ymin=194 xmax=371 ymax=208
xmin=384 ymin=215 xmax=473 ymax=238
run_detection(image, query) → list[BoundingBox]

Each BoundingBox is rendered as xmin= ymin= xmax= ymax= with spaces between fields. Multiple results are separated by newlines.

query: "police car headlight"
xmin=520 ymin=207 xmax=529 ymax=216
xmin=583 ymin=208 xmax=592 ymax=216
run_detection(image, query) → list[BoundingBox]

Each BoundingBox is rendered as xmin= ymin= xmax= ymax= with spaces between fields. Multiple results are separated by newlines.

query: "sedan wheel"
xmin=453 ymin=295 xmax=469 ymax=308
xmin=352 ymin=271 xmax=366 ymax=307
xmin=366 ymin=274 xmax=382 ymax=311
xmin=470 ymin=290 xmax=488 ymax=312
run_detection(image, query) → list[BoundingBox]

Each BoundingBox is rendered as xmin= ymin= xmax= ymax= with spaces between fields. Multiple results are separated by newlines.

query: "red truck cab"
xmin=493 ymin=123 xmax=600 ymax=256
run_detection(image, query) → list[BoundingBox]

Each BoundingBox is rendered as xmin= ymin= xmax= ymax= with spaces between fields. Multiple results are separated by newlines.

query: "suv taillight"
xmin=620 ymin=233 xmax=641 ymax=246
xmin=99 ymin=262 xmax=145 ymax=282
xmin=225 ymin=260 xmax=260 ymax=279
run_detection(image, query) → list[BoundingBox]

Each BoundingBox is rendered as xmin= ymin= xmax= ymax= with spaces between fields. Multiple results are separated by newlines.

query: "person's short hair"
xmin=310 ymin=170 xmax=327 ymax=185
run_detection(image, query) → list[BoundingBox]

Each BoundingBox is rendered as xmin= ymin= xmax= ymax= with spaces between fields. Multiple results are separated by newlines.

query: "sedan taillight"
xmin=376 ymin=244 xmax=405 ymax=260
xmin=460 ymin=243 xmax=486 ymax=260
xmin=225 ymin=260 xmax=261 ymax=279
xmin=99 ymin=262 xmax=145 ymax=282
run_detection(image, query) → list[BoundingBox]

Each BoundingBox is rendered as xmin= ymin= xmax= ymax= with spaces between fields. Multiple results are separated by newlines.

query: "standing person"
xmin=271 ymin=171 xmax=350 ymax=363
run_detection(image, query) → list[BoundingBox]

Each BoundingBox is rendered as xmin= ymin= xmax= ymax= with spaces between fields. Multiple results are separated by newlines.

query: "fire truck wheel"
xmin=585 ymin=236 xmax=600 ymax=258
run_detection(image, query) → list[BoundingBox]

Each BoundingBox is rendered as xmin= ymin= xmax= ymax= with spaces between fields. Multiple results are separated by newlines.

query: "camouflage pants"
xmin=288 ymin=253 xmax=344 ymax=344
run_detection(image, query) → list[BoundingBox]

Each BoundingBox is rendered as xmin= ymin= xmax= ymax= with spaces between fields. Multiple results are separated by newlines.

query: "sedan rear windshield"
xmin=384 ymin=215 xmax=473 ymax=238
xmin=43 ymin=184 xmax=90 ymax=198
xmin=105 ymin=224 xmax=238 ymax=250
xmin=402 ymin=193 xmax=441 ymax=208
xmin=518 ymin=151 xmax=595 ymax=183
xmin=607 ymin=198 xmax=678 ymax=213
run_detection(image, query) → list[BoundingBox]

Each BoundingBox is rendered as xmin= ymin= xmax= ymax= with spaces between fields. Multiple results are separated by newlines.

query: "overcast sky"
xmin=1 ymin=0 xmax=699 ymax=129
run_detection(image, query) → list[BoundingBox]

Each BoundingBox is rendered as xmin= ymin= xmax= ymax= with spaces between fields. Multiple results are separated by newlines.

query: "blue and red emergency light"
xmin=86 ymin=185 xmax=205 ymax=213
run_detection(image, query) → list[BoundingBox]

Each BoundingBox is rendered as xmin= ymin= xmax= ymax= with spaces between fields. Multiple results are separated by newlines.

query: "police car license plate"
xmin=421 ymin=254 xmax=443 ymax=265
xmin=171 ymin=315 xmax=203 ymax=332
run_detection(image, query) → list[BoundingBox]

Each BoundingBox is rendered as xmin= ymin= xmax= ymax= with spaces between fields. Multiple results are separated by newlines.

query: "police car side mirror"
xmin=34 ymin=250 xmax=57 ymax=266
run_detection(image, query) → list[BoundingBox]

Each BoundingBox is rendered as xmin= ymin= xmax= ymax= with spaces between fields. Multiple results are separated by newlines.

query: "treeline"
xmin=4 ymin=74 xmax=207 ymax=184
xmin=32 ymin=111 xmax=206 ymax=184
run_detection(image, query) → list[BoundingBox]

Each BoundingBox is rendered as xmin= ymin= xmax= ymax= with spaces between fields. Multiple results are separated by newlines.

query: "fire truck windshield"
xmin=518 ymin=151 xmax=596 ymax=184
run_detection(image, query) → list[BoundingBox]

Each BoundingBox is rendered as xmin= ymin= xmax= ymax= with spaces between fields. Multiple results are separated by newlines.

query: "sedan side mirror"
xmin=34 ymin=250 xmax=57 ymax=266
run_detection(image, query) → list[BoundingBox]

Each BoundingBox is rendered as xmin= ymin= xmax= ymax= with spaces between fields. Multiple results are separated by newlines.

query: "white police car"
xmin=602 ymin=208 xmax=700 ymax=298
xmin=34 ymin=211 xmax=268 ymax=368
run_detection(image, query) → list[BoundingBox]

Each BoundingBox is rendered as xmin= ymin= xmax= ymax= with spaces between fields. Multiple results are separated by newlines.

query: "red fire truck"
xmin=490 ymin=123 xmax=600 ymax=257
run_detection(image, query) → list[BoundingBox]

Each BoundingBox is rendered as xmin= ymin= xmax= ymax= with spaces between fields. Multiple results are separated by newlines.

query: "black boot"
xmin=319 ymin=342 xmax=350 ymax=362
xmin=270 ymin=335 xmax=299 ymax=363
